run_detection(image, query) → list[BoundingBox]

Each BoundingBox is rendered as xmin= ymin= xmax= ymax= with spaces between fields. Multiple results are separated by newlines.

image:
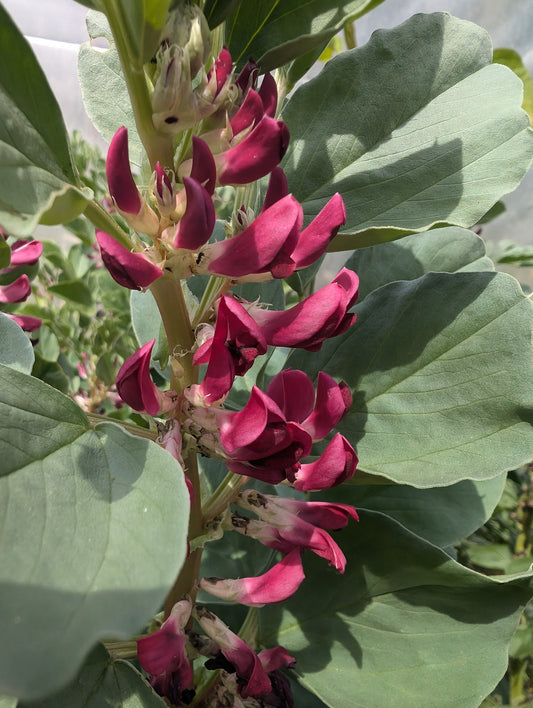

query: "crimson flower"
xmin=234 ymin=490 xmax=358 ymax=573
xmin=116 ymin=339 xmax=175 ymax=415
xmin=200 ymin=548 xmax=304 ymax=606
xmin=137 ymin=598 xmax=194 ymax=705
xmin=95 ymin=230 xmax=163 ymax=290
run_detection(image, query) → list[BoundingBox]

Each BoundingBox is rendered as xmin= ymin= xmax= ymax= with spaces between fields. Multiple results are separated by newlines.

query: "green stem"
xmin=84 ymin=200 xmax=132 ymax=249
xmin=87 ymin=413 xmax=157 ymax=440
xmin=239 ymin=607 xmax=259 ymax=647
xmin=102 ymin=0 xmax=174 ymax=169
xmin=344 ymin=21 xmax=356 ymax=50
xmin=164 ymin=451 xmax=204 ymax=617
xmin=149 ymin=275 xmax=196 ymax=393
xmin=201 ymin=470 xmax=249 ymax=522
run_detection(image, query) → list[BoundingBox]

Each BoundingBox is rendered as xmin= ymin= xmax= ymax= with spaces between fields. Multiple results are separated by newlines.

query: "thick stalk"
xmin=164 ymin=451 xmax=204 ymax=617
xmin=201 ymin=470 xmax=250 ymax=522
xmin=102 ymin=0 xmax=174 ymax=169
xmin=149 ymin=275 xmax=195 ymax=393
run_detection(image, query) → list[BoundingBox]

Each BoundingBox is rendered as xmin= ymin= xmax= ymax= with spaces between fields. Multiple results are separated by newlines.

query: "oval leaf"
xmin=259 ymin=510 xmax=533 ymax=708
xmin=282 ymin=13 xmax=533 ymax=245
xmin=0 ymin=366 xmax=189 ymax=700
xmin=0 ymin=312 xmax=35 ymax=374
xmin=289 ymin=271 xmax=533 ymax=486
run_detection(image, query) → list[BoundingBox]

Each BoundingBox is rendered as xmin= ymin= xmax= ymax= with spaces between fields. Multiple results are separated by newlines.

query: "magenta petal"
xmin=266 ymin=369 xmax=316 ymax=423
xmin=302 ymin=372 xmax=352 ymax=440
xmin=154 ymin=162 xmax=172 ymax=201
xmin=96 ymin=230 xmax=163 ymax=290
xmin=200 ymin=548 xmax=304 ymax=606
xmin=292 ymin=433 xmax=358 ymax=491
xmin=261 ymin=167 xmax=288 ymax=212
xmin=230 ymin=89 xmax=264 ymax=136
xmin=258 ymin=73 xmax=278 ymax=117
xmin=106 ymin=126 xmax=141 ymax=215
xmin=116 ymin=339 xmax=161 ymax=415
xmin=173 ymin=177 xmax=215 ymax=250
xmin=219 ymin=387 xmax=281 ymax=451
xmin=5 ymin=313 xmax=42 ymax=331
xmin=291 ymin=193 xmax=346 ymax=269
xmin=10 ymin=240 xmax=43 ymax=266
xmin=216 ymin=116 xmax=290 ymax=185
xmin=211 ymin=46 xmax=233 ymax=96
xmin=206 ymin=194 xmax=302 ymax=278
xmin=190 ymin=137 xmax=217 ymax=195
xmin=274 ymin=497 xmax=359 ymax=530
xmin=199 ymin=338 xmax=236 ymax=403
xmin=0 ymin=274 xmax=30 ymax=303
xmin=258 ymin=646 xmax=296 ymax=673
xmin=235 ymin=58 xmax=259 ymax=94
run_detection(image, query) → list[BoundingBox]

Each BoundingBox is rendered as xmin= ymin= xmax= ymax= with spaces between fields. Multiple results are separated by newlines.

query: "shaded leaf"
xmin=0 ymin=366 xmax=189 ymax=699
xmin=19 ymin=644 xmax=166 ymax=707
xmin=78 ymin=11 xmax=143 ymax=166
xmin=324 ymin=474 xmax=506 ymax=548
xmin=0 ymin=312 xmax=35 ymax=374
xmin=225 ymin=0 xmax=387 ymax=72
xmin=0 ymin=4 xmax=90 ymax=236
xmin=282 ymin=13 xmax=533 ymax=247
xmin=259 ymin=510 xmax=533 ymax=708
xmin=494 ymin=48 xmax=533 ymax=125
xmin=345 ymin=226 xmax=494 ymax=301
xmin=289 ymin=271 xmax=533 ymax=487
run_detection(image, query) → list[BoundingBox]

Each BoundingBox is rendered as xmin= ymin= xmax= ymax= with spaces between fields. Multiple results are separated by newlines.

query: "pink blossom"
xmin=106 ymin=126 xmax=141 ymax=215
xmin=261 ymin=167 xmax=288 ymax=212
xmin=195 ymin=607 xmax=272 ymax=698
xmin=234 ymin=491 xmax=358 ymax=573
xmin=95 ymin=230 xmax=163 ymax=290
xmin=230 ymin=88 xmax=265 ymax=136
xmin=190 ymin=136 xmax=217 ymax=195
xmin=208 ymin=46 xmax=233 ymax=97
xmin=249 ymin=268 xmax=359 ymax=351
xmin=137 ymin=598 xmax=194 ymax=705
xmin=152 ymin=162 xmax=175 ymax=216
xmin=215 ymin=116 xmax=290 ymax=186
xmin=4 ymin=313 xmax=42 ymax=332
xmin=290 ymin=433 xmax=358 ymax=491
xmin=106 ymin=127 xmax=159 ymax=234
xmin=194 ymin=295 xmax=267 ymax=401
xmin=200 ymin=548 xmax=304 ymax=606
xmin=116 ymin=339 xmax=175 ymax=415
xmin=258 ymin=73 xmax=278 ymax=117
xmin=9 ymin=239 xmax=43 ymax=267
xmin=0 ymin=274 xmax=31 ymax=303
xmin=173 ymin=177 xmax=215 ymax=250
xmin=203 ymin=194 xmax=302 ymax=279
xmin=290 ymin=193 xmax=346 ymax=269
xmin=266 ymin=369 xmax=352 ymax=441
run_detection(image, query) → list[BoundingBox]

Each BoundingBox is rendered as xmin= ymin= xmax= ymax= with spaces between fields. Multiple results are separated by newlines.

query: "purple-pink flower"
xmin=137 ymin=598 xmax=194 ymax=705
xmin=200 ymin=548 xmax=304 ymax=606
xmin=95 ymin=230 xmax=163 ymax=290
xmin=234 ymin=491 xmax=358 ymax=573
xmin=116 ymin=339 xmax=175 ymax=415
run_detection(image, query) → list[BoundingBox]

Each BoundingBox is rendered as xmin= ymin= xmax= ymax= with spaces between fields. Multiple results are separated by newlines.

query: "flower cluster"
xmin=95 ymin=9 xmax=360 ymax=705
xmin=0 ymin=230 xmax=42 ymax=332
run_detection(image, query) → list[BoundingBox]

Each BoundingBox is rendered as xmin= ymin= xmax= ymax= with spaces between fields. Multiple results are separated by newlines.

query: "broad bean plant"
xmin=1 ymin=1 xmax=533 ymax=707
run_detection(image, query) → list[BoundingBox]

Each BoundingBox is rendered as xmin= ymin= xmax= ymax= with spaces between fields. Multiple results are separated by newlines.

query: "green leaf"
xmin=259 ymin=510 xmax=533 ymax=708
xmin=0 ymin=4 xmax=91 ymax=236
xmin=346 ymin=226 xmax=494 ymax=302
xmin=78 ymin=11 xmax=144 ymax=166
xmin=0 ymin=312 xmax=35 ymax=374
xmin=325 ymin=474 xmax=506 ymax=548
xmin=48 ymin=279 xmax=95 ymax=313
xmin=289 ymin=271 xmax=533 ymax=487
xmin=34 ymin=327 xmax=60 ymax=363
xmin=494 ymin=48 xmax=533 ymax=125
xmin=0 ymin=366 xmax=189 ymax=699
xmin=282 ymin=13 xmax=533 ymax=246
xmin=31 ymin=353 xmax=70 ymax=394
xmin=0 ymin=239 xmax=10 ymax=269
xmin=19 ymin=644 xmax=167 ymax=707
xmin=204 ymin=0 xmax=243 ymax=28
xmin=224 ymin=0 xmax=387 ymax=72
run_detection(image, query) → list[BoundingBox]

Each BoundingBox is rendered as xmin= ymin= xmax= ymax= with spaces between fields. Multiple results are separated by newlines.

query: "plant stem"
xmin=239 ymin=607 xmax=259 ymax=647
xmin=150 ymin=275 xmax=196 ymax=393
xmin=164 ymin=451 xmax=204 ymax=617
xmin=87 ymin=413 xmax=158 ymax=440
xmin=102 ymin=0 xmax=174 ymax=170
xmin=201 ymin=471 xmax=250 ymax=522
